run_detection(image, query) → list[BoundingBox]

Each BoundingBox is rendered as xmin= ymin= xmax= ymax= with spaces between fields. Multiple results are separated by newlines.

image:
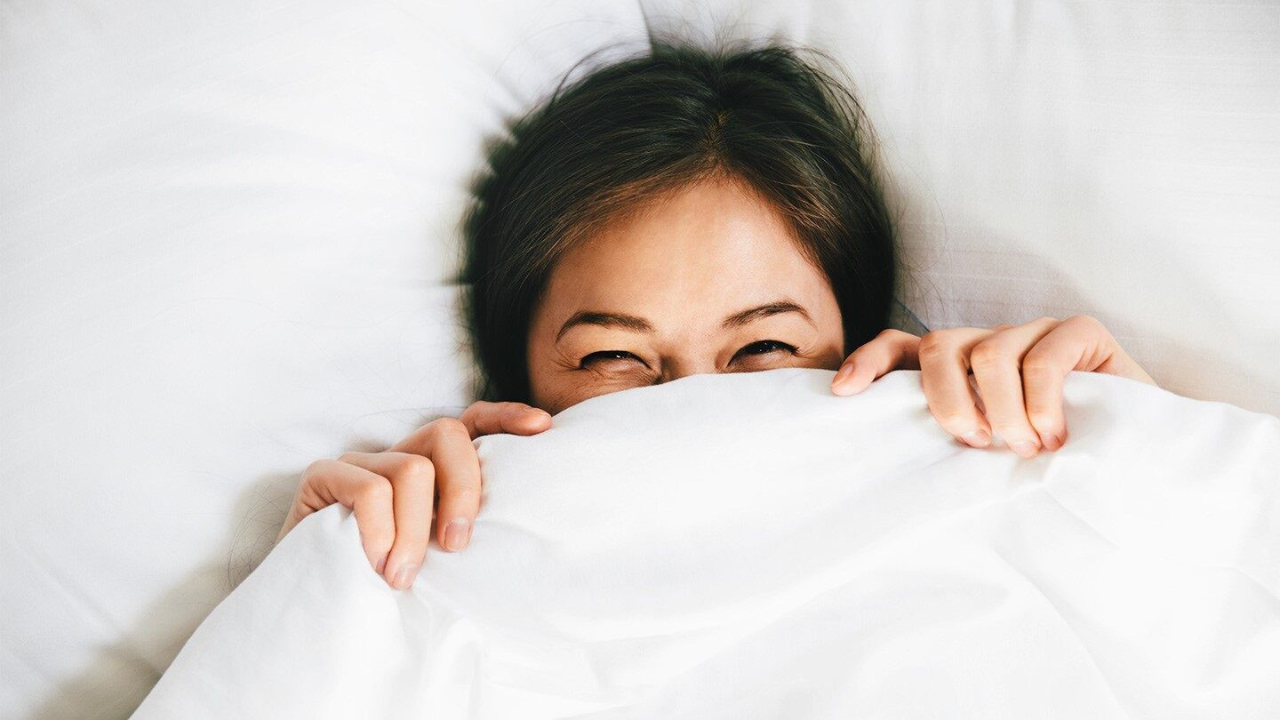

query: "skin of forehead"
xmin=524 ymin=174 xmax=845 ymax=413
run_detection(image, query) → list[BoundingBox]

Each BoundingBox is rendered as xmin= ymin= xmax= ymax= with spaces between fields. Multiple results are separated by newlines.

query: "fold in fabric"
xmin=133 ymin=369 xmax=1280 ymax=719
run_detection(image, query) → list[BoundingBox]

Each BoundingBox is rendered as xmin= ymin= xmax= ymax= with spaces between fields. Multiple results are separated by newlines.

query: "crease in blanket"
xmin=132 ymin=369 xmax=1280 ymax=719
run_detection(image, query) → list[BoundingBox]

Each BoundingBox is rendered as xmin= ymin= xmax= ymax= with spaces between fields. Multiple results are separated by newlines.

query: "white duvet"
xmin=132 ymin=369 xmax=1280 ymax=719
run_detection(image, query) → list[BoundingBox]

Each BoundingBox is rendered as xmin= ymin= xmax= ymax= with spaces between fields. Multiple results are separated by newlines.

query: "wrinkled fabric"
xmin=133 ymin=369 xmax=1280 ymax=719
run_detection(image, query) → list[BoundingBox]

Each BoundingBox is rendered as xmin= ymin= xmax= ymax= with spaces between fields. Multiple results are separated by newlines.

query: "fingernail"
xmin=445 ymin=519 xmax=471 ymax=551
xmin=1043 ymin=433 xmax=1063 ymax=451
xmin=393 ymin=564 xmax=419 ymax=590
xmin=1010 ymin=440 xmax=1040 ymax=458
xmin=375 ymin=553 xmax=387 ymax=575
xmin=961 ymin=429 xmax=990 ymax=448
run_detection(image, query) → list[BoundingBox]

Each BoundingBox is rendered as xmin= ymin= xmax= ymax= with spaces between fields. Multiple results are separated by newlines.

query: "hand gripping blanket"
xmin=133 ymin=369 xmax=1280 ymax=719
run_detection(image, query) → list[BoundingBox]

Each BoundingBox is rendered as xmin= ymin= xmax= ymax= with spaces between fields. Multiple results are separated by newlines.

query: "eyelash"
xmin=735 ymin=340 xmax=797 ymax=359
xmin=579 ymin=350 xmax=642 ymax=368
xmin=578 ymin=340 xmax=797 ymax=368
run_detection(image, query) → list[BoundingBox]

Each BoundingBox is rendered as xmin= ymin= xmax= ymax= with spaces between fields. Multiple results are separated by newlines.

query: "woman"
xmin=276 ymin=37 xmax=1155 ymax=591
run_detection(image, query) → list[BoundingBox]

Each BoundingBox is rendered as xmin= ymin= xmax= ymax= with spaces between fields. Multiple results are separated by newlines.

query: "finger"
xmin=1019 ymin=315 xmax=1118 ymax=450
xmin=387 ymin=404 xmax=551 ymax=460
xmin=290 ymin=458 xmax=396 ymax=576
xmin=1052 ymin=315 xmax=1154 ymax=383
xmin=969 ymin=318 xmax=1059 ymax=458
xmin=419 ymin=419 xmax=482 ymax=553
xmin=341 ymin=451 xmax=435 ymax=590
xmin=831 ymin=329 xmax=921 ymax=396
xmin=917 ymin=327 xmax=994 ymax=447
xmin=459 ymin=401 xmax=553 ymax=437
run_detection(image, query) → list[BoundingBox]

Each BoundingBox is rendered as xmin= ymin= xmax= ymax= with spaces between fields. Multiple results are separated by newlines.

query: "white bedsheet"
xmin=132 ymin=369 xmax=1279 ymax=719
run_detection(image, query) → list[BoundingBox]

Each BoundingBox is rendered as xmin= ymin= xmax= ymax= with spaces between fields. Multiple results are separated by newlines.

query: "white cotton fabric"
xmin=133 ymin=369 xmax=1280 ymax=719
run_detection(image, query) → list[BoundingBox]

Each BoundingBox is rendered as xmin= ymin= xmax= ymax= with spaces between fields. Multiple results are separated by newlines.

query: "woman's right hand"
xmin=275 ymin=401 xmax=553 ymax=589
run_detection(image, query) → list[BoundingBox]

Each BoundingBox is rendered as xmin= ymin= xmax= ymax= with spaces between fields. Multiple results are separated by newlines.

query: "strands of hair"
xmin=461 ymin=31 xmax=898 ymax=403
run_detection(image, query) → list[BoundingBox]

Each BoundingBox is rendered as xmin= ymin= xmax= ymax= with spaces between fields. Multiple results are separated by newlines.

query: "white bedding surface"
xmin=133 ymin=369 xmax=1280 ymax=719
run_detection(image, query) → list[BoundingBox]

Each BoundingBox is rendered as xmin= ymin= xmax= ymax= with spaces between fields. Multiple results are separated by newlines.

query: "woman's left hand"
xmin=830 ymin=315 xmax=1156 ymax=457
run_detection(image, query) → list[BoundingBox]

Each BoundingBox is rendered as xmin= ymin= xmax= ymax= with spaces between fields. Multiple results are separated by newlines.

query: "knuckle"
xmin=1065 ymin=314 xmax=1102 ymax=332
xmin=917 ymin=331 xmax=951 ymax=360
xmin=337 ymin=451 xmax=361 ymax=465
xmin=430 ymin=416 xmax=471 ymax=441
xmin=456 ymin=404 xmax=482 ymax=428
xmin=393 ymin=453 xmax=433 ymax=480
xmin=459 ymin=401 xmax=490 ymax=418
xmin=303 ymin=458 xmax=337 ymax=480
xmin=357 ymin=478 xmax=393 ymax=505
xmin=968 ymin=341 xmax=1007 ymax=370
xmin=1021 ymin=355 xmax=1058 ymax=377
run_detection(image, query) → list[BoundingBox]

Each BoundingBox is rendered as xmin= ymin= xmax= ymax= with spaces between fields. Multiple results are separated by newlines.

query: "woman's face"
xmin=527 ymin=174 xmax=846 ymax=415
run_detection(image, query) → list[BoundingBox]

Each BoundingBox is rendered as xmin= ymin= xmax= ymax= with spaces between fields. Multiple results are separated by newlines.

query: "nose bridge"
xmin=658 ymin=344 xmax=720 ymax=383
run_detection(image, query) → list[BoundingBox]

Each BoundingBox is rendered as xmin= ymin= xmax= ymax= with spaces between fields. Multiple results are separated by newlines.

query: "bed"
xmin=2 ymin=0 xmax=1277 ymax=717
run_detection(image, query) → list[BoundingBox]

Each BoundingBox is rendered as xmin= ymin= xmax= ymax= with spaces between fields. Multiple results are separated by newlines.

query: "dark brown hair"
xmin=461 ymin=35 xmax=897 ymax=402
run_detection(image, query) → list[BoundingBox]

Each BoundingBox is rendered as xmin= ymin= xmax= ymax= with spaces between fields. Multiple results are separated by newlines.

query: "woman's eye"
xmin=579 ymin=350 xmax=642 ymax=369
xmin=733 ymin=340 xmax=797 ymax=362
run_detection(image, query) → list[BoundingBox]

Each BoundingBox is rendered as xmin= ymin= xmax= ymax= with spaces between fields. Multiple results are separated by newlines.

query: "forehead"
xmin=544 ymin=175 xmax=829 ymax=315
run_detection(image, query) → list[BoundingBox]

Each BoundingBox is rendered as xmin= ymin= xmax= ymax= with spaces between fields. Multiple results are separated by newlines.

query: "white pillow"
xmin=3 ymin=1 xmax=1276 ymax=717
xmin=812 ymin=1 xmax=1280 ymax=413
xmin=0 ymin=1 xmax=646 ymax=716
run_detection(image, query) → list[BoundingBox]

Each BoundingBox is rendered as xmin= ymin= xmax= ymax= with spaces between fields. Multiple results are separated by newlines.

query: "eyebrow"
xmin=721 ymin=301 xmax=813 ymax=330
xmin=555 ymin=300 xmax=814 ymax=342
